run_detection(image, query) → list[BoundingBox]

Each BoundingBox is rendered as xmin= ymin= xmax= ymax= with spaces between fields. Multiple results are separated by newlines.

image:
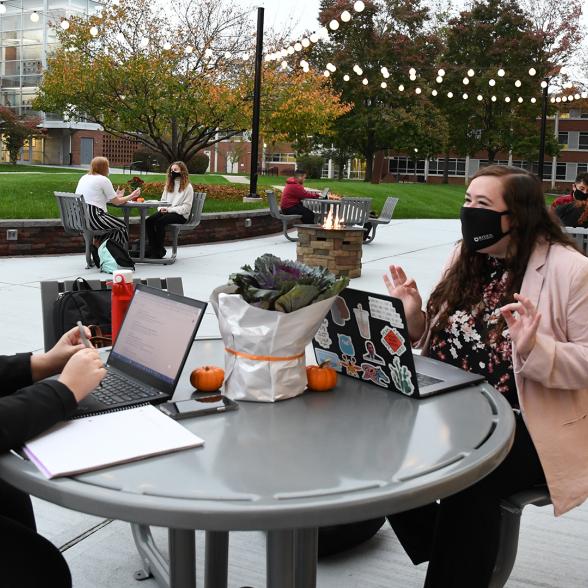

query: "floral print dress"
xmin=429 ymin=256 xmax=518 ymax=408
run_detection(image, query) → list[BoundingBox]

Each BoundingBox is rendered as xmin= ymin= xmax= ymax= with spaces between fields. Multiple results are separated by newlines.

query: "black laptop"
xmin=71 ymin=284 xmax=207 ymax=418
xmin=312 ymin=288 xmax=484 ymax=398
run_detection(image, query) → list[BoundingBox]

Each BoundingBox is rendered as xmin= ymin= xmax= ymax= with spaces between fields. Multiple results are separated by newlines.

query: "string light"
xmin=540 ymin=80 xmax=548 ymax=88
xmin=163 ymin=41 xmax=171 ymax=50
xmin=477 ymin=94 xmax=483 ymax=101
xmin=437 ymin=68 xmax=445 ymax=77
xmin=514 ymin=80 xmax=521 ymax=87
xmin=447 ymin=91 xmax=453 ymax=98
xmin=529 ymin=67 xmax=536 ymax=76
xmin=0 ymin=2 xmax=6 ymax=14
xmin=489 ymin=79 xmax=496 ymax=86
xmin=491 ymin=95 xmax=497 ymax=102
xmin=326 ymin=63 xmax=336 ymax=72
xmin=497 ymin=68 xmax=505 ymax=77
xmin=462 ymin=77 xmax=469 ymax=85
xmin=431 ymin=89 xmax=438 ymax=96
xmin=185 ymin=45 xmax=193 ymax=54
xmin=353 ymin=64 xmax=363 ymax=75
xmin=30 ymin=11 xmax=39 ymax=22
xmin=90 ymin=26 xmax=98 ymax=36
xmin=294 ymin=42 xmax=302 ymax=51
xmin=309 ymin=33 xmax=319 ymax=43
xmin=436 ymin=76 xmax=443 ymax=83
xmin=343 ymin=74 xmax=350 ymax=81
xmin=301 ymin=38 xmax=310 ymax=48
xmin=287 ymin=46 xmax=294 ymax=55
xmin=381 ymin=82 xmax=387 ymax=88
xmin=60 ymin=19 xmax=70 ymax=30
xmin=324 ymin=70 xmax=330 ymax=77
xmin=415 ymin=87 xmax=422 ymax=94
xmin=398 ymin=84 xmax=404 ymax=91
xmin=329 ymin=20 xmax=339 ymax=30
xmin=341 ymin=10 xmax=351 ymax=22
xmin=531 ymin=97 xmax=537 ymax=103
xmin=362 ymin=78 xmax=368 ymax=85
xmin=518 ymin=97 xmax=523 ymax=103
xmin=467 ymin=69 xmax=475 ymax=77
xmin=409 ymin=67 xmax=416 ymax=76
xmin=505 ymin=96 xmax=510 ymax=102
xmin=462 ymin=93 xmax=468 ymax=99
xmin=354 ymin=0 xmax=365 ymax=11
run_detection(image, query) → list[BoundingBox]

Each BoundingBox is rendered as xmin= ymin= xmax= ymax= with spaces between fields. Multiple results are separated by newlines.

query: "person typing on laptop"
xmin=1 ymin=325 xmax=105 ymax=588
xmin=382 ymin=165 xmax=588 ymax=587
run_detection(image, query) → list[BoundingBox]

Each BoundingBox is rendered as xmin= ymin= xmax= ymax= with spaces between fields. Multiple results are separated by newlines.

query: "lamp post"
xmin=248 ymin=6 xmax=264 ymax=198
xmin=538 ymin=78 xmax=549 ymax=180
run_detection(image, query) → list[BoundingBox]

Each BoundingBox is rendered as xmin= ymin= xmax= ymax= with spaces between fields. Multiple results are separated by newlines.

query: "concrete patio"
xmin=0 ymin=219 xmax=586 ymax=587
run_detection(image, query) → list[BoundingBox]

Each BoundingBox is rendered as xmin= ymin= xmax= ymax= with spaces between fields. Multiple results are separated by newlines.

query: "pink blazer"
xmin=420 ymin=241 xmax=588 ymax=515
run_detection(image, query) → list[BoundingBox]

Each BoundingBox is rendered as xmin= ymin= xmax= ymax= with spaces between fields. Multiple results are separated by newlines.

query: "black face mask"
xmin=460 ymin=207 xmax=511 ymax=252
xmin=574 ymin=188 xmax=588 ymax=201
xmin=170 ymin=171 xmax=181 ymax=180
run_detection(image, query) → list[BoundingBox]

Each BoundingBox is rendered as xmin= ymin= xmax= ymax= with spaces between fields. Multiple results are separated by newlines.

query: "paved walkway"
xmin=221 ymin=174 xmax=250 ymax=184
xmin=0 ymin=220 xmax=586 ymax=587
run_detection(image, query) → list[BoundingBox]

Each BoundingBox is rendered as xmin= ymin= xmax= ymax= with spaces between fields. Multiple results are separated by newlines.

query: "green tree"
xmin=0 ymin=107 xmax=43 ymax=164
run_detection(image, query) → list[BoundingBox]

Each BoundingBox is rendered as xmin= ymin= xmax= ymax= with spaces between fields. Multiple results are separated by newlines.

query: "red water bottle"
xmin=111 ymin=270 xmax=134 ymax=343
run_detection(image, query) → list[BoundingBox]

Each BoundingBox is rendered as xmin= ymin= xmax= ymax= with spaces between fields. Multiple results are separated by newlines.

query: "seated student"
xmin=0 ymin=327 xmax=105 ymax=588
xmin=554 ymin=172 xmax=588 ymax=227
xmin=145 ymin=161 xmax=194 ymax=259
xmin=280 ymin=169 xmax=339 ymax=224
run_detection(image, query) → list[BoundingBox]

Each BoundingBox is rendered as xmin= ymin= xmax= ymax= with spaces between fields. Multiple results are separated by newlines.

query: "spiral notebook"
xmin=23 ymin=405 xmax=204 ymax=478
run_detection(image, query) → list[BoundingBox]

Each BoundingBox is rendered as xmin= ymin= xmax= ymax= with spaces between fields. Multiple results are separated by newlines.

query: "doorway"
xmin=80 ymin=138 xmax=94 ymax=165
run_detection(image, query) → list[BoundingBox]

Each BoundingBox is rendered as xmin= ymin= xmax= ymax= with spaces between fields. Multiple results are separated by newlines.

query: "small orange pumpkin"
xmin=306 ymin=361 xmax=337 ymax=392
xmin=136 ymin=197 xmax=145 ymax=203
xmin=190 ymin=365 xmax=225 ymax=392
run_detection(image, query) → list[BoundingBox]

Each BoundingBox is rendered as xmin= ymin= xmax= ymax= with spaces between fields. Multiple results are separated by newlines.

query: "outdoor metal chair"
xmin=489 ymin=484 xmax=551 ymax=588
xmin=149 ymin=191 xmax=206 ymax=265
xmin=565 ymin=226 xmax=588 ymax=255
xmin=266 ymin=189 xmax=302 ymax=242
xmin=364 ymin=196 xmax=399 ymax=243
xmin=54 ymin=191 xmax=108 ymax=269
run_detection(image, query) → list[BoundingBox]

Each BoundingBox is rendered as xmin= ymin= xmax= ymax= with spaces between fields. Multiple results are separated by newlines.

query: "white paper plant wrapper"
xmin=210 ymin=285 xmax=336 ymax=402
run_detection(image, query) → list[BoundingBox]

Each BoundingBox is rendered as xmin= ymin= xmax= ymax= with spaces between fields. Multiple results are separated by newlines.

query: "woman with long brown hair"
xmin=383 ymin=165 xmax=588 ymax=587
xmin=145 ymin=161 xmax=193 ymax=259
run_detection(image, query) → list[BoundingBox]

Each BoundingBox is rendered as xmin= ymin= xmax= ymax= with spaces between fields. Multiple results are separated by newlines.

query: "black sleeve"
xmin=0 ymin=380 xmax=78 ymax=452
xmin=0 ymin=353 xmax=34 ymax=396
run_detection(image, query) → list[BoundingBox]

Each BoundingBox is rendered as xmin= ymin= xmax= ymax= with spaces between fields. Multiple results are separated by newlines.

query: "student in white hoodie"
xmin=146 ymin=161 xmax=194 ymax=258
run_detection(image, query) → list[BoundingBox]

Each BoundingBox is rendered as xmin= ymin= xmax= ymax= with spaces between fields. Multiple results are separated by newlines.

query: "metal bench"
xmin=565 ymin=226 xmax=588 ymax=255
xmin=266 ymin=190 xmax=302 ymax=242
xmin=364 ymin=196 xmax=399 ymax=243
xmin=490 ymin=485 xmax=551 ymax=587
xmin=54 ymin=191 xmax=109 ymax=269
xmin=303 ymin=197 xmax=372 ymax=226
xmin=148 ymin=192 xmax=206 ymax=265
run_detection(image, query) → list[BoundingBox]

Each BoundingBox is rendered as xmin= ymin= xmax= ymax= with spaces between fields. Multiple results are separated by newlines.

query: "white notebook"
xmin=23 ymin=405 xmax=204 ymax=479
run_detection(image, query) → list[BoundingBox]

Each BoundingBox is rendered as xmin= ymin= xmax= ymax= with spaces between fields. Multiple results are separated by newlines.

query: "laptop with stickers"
xmin=312 ymin=288 xmax=484 ymax=398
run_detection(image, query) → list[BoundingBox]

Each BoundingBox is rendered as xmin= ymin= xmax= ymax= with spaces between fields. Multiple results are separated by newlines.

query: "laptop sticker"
xmin=361 ymin=363 xmax=391 ymax=387
xmin=353 ymin=304 xmax=371 ymax=339
xmin=380 ymin=326 xmax=407 ymax=356
xmin=362 ymin=340 xmax=385 ymax=365
xmin=340 ymin=355 xmax=363 ymax=378
xmin=315 ymin=349 xmax=343 ymax=372
xmin=314 ymin=319 xmax=332 ymax=348
xmin=338 ymin=334 xmax=355 ymax=357
xmin=389 ymin=356 xmax=415 ymax=396
xmin=331 ymin=296 xmax=351 ymax=326
xmin=369 ymin=296 xmax=404 ymax=328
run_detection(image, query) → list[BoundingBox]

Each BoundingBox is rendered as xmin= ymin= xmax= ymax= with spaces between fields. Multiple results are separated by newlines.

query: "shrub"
xmin=295 ymin=154 xmax=324 ymax=179
xmin=132 ymin=149 xmax=165 ymax=172
xmin=187 ymin=153 xmax=210 ymax=174
xmin=139 ymin=182 xmax=256 ymax=202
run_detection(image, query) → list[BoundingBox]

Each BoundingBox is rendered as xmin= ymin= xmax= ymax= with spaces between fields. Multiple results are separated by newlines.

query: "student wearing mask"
xmin=554 ymin=172 xmax=588 ymax=227
xmin=383 ymin=165 xmax=588 ymax=588
xmin=145 ymin=161 xmax=193 ymax=259
xmin=75 ymin=156 xmax=140 ymax=250
xmin=1 ymin=327 xmax=105 ymax=587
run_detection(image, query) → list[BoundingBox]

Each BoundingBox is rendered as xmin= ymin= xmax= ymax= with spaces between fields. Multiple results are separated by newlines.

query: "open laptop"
xmin=312 ymin=288 xmax=484 ymax=398
xmin=71 ymin=284 xmax=207 ymax=418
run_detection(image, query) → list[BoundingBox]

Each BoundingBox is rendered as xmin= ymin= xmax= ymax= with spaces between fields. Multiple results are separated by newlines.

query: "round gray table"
xmin=0 ymin=339 xmax=515 ymax=588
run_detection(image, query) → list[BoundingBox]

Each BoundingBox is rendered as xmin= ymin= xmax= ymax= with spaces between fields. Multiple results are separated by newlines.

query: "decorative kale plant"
xmin=229 ymin=254 xmax=349 ymax=313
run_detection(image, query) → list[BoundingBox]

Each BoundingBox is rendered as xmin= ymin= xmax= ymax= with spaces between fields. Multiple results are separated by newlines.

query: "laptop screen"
xmin=107 ymin=285 xmax=206 ymax=394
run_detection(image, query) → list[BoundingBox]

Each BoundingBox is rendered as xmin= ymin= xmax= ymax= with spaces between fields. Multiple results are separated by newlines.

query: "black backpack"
xmin=53 ymin=278 xmax=112 ymax=343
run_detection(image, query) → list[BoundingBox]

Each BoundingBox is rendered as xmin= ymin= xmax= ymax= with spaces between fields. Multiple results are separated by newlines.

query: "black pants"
xmin=281 ymin=203 xmax=315 ymax=225
xmin=145 ymin=212 xmax=186 ymax=256
xmin=388 ymin=414 xmax=545 ymax=588
xmin=0 ymin=480 xmax=71 ymax=587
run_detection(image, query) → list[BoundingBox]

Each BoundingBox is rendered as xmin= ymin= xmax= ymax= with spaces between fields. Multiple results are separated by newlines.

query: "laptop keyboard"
xmin=416 ymin=372 xmax=443 ymax=388
xmin=93 ymin=373 xmax=160 ymax=406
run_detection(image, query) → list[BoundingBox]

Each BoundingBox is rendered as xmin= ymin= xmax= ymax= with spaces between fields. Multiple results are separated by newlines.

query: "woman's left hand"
xmin=500 ymin=293 xmax=541 ymax=358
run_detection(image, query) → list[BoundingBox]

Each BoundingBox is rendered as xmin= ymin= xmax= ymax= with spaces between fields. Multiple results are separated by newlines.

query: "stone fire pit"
xmin=295 ymin=224 xmax=364 ymax=279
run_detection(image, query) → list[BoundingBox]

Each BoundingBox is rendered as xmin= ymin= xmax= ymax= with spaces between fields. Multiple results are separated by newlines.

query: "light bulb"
xmin=301 ymin=38 xmax=310 ymax=47
xmin=294 ymin=42 xmax=302 ymax=51
xmin=281 ymin=60 xmax=287 ymax=69
xmin=343 ymin=74 xmax=350 ymax=81
xmin=329 ymin=19 xmax=339 ymax=30
xmin=528 ymin=67 xmax=536 ymax=76
xmin=90 ymin=26 xmax=98 ymax=36
xmin=562 ymin=96 xmax=568 ymax=102
xmin=540 ymin=80 xmax=548 ymax=88
xmin=30 ymin=11 xmax=40 ymax=22
xmin=354 ymin=0 xmax=365 ymax=12
xmin=568 ymin=95 xmax=574 ymax=101
xmin=497 ymin=68 xmax=505 ymax=77
xmin=531 ymin=97 xmax=537 ymax=103
xmin=280 ymin=49 xmax=287 ymax=57
xmin=477 ymin=94 xmax=483 ymax=101
xmin=505 ymin=96 xmax=511 ymax=102
xmin=414 ymin=148 xmax=418 ymax=153
xmin=549 ymin=97 xmax=555 ymax=103
xmin=447 ymin=91 xmax=453 ymax=98
xmin=409 ymin=74 xmax=416 ymax=81
xmin=564 ymin=81 xmax=572 ymax=89
xmin=467 ymin=69 xmax=475 ymax=77
xmin=324 ymin=70 xmax=330 ymax=77
xmin=582 ymin=92 xmax=588 ymax=98
xmin=489 ymin=79 xmax=496 ymax=86
xmin=462 ymin=93 xmax=468 ymax=99
xmin=398 ymin=84 xmax=404 ymax=91
xmin=310 ymin=33 xmax=319 ymax=43
xmin=287 ymin=46 xmax=294 ymax=54
xmin=409 ymin=67 xmax=416 ymax=76
xmin=575 ymin=93 xmax=580 ymax=100
xmin=163 ymin=41 xmax=171 ymax=50
xmin=437 ymin=68 xmax=445 ymax=76
xmin=431 ymin=89 xmax=438 ymax=96
xmin=0 ymin=3 xmax=6 ymax=14
xmin=415 ymin=87 xmax=422 ymax=94
xmin=518 ymin=97 xmax=523 ymax=103
xmin=436 ymin=76 xmax=443 ymax=83
xmin=300 ymin=59 xmax=308 ymax=68
xmin=242 ymin=52 xmax=249 ymax=60
xmin=60 ymin=19 xmax=70 ymax=30
xmin=463 ymin=77 xmax=469 ymax=85
xmin=515 ymin=80 xmax=521 ymax=87
xmin=362 ymin=78 xmax=368 ymax=85
xmin=491 ymin=95 xmax=497 ymax=102
xmin=341 ymin=10 xmax=351 ymax=22
xmin=185 ymin=45 xmax=193 ymax=54
xmin=319 ymin=27 xmax=329 ymax=39
xmin=556 ymin=97 xmax=561 ymax=102
xmin=327 ymin=63 xmax=336 ymax=72
xmin=381 ymin=82 xmax=387 ymax=88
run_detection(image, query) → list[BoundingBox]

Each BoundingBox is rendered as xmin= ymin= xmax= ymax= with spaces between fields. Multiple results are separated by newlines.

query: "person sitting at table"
xmin=0 ymin=326 xmax=106 ymax=588
xmin=280 ymin=169 xmax=339 ymax=224
xmin=75 ymin=156 xmax=141 ymax=251
xmin=553 ymin=172 xmax=588 ymax=228
xmin=382 ymin=165 xmax=588 ymax=588
xmin=145 ymin=161 xmax=194 ymax=259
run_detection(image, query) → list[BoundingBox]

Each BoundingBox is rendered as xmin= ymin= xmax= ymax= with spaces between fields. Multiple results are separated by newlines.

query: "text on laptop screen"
xmin=110 ymin=288 xmax=203 ymax=385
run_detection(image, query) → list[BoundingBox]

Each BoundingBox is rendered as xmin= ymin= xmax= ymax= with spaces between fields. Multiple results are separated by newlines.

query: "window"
xmin=265 ymin=152 xmax=296 ymax=163
xmin=426 ymin=157 xmax=466 ymax=177
xmin=556 ymin=163 xmax=567 ymax=181
xmin=558 ymin=132 xmax=569 ymax=146
xmin=579 ymin=133 xmax=588 ymax=150
xmin=388 ymin=156 xmax=424 ymax=176
xmin=577 ymin=164 xmax=588 ymax=175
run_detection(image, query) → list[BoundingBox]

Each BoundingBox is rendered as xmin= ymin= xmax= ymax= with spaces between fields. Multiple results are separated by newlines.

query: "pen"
xmin=77 ymin=321 xmax=92 ymax=348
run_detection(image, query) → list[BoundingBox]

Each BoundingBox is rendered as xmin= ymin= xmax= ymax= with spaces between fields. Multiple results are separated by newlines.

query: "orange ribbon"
xmin=225 ymin=347 xmax=305 ymax=362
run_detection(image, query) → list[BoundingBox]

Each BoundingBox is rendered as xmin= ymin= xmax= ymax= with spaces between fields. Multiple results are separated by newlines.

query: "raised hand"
xmin=500 ymin=293 xmax=541 ymax=358
xmin=383 ymin=265 xmax=425 ymax=341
